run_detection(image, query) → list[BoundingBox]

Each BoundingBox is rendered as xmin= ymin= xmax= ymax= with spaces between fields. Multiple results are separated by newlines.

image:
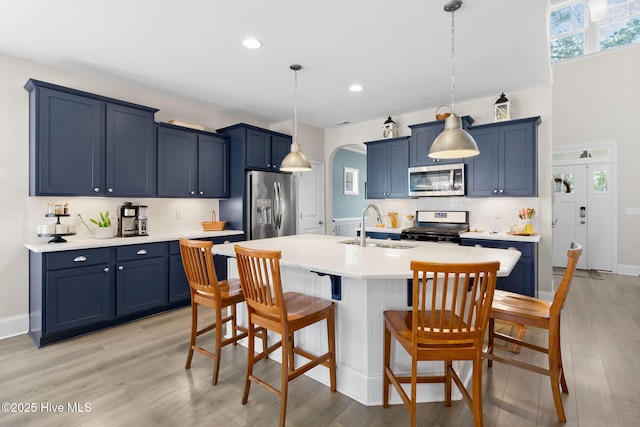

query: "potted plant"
xmin=90 ymin=211 xmax=113 ymax=239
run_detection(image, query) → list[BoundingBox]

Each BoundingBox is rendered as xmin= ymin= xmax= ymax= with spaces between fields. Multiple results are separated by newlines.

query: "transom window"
xmin=550 ymin=0 xmax=640 ymax=62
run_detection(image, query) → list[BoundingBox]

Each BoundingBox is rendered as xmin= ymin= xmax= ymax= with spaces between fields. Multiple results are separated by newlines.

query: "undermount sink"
xmin=339 ymin=239 xmax=416 ymax=249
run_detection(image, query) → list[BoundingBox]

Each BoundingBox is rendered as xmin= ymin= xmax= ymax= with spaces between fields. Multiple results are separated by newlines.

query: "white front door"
xmin=298 ymin=160 xmax=325 ymax=234
xmin=552 ymin=162 xmax=613 ymax=271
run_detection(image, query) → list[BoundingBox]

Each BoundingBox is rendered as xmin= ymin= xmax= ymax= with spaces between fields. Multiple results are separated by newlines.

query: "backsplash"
xmin=26 ymin=197 xmax=221 ymax=242
xmin=362 ymin=197 xmax=540 ymax=232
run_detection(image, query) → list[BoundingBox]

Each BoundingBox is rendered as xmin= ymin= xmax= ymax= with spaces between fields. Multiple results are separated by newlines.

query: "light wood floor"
xmin=1 ymin=272 xmax=639 ymax=426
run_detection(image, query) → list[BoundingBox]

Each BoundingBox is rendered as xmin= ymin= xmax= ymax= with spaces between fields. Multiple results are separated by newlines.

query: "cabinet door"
xmin=33 ymin=87 xmax=103 ymax=196
xmin=387 ymin=138 xmax=409 ymax=198
xmin=270 ymin=134 xmax=292 ymax=172
xmin=500 ymin=122 xmax=537 ymax=196
xmin=116 ymin=257 xmax=167 ymax=316
xmin=245 ymin=128 xmax=271 ymax=170
xmin=168 ymin=253 xmax=190 ymax=303
xmin=45 ymin=264 xmax=111 ymax=334
xmin=409 ymin=122 xmax=444 ymax=167
xmin=466 ymin=127 xmax=500 ymax=197
xmin=198 ymin=134 xmax=230 ymax=198
xmin=157 ymin=126 xmax=198 ymax=197
xmin=366 ymin=142 xmax=388 ymax=199
xmin=105 ymin=103 xmax=156 ymax=196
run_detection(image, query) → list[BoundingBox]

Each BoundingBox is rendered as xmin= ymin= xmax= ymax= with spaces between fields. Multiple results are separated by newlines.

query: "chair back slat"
xmin=235 ymin=245 xmax=285 ymax=319
xmin=551 ymin=242 xmax=583 ymax=314
xmin=179 ymin=238 xmax=221 ymax=297
xmin=411 ymin=261 xmax=500 ymax=345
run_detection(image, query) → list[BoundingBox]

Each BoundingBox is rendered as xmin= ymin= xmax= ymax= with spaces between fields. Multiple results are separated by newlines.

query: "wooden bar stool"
xmin=180 ymin=238 xmax=258 ymax=385
xmin=485 ymin=241 xmax=582 ymax=422
xmin=234 ymin=244 xmax=337 ymax=427
xmin=383 ymin=260 xmax=500 ymax=427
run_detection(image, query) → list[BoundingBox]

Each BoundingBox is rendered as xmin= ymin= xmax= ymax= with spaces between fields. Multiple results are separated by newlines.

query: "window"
xmin=550 ymin=0 xmax=640 ymax=62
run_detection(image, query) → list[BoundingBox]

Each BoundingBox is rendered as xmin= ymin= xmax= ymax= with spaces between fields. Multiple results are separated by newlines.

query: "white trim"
xmin=617 ymin=264 xmax=640 ymax=276
xmin=0 ymin=314 xmax=29 ymax=341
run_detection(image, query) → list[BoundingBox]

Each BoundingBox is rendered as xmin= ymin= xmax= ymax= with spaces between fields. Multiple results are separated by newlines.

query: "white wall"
xmin=552 ymin=44 xmax=640 ymax=274
xmin=324 ymin=86 xmax=554 ymax=294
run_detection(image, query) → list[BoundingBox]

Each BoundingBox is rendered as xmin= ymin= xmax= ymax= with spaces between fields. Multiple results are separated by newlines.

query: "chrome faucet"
xmin=360 ymin=203 xmax=383 ymax=246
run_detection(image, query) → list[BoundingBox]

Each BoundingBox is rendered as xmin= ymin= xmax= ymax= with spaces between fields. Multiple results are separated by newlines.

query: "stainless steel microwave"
xmin=408 ymin=163 xmax=465 ymax=197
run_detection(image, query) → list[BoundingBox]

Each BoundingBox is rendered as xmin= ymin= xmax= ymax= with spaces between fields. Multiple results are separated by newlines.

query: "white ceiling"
xmin=0 ymin=0 xmax=551 ymax=129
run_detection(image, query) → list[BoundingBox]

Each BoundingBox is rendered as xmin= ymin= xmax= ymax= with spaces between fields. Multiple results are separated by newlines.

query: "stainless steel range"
xmin=400 ymin=210 xmax=469 ymax=243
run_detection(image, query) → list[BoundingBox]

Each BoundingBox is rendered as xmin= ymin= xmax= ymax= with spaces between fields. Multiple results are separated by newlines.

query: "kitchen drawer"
xmin=462 ymin=239 xmax=533 ymax=257
xmin=46 ymin=248 xmax=110 ymax=270
xmin=116 ymin=243 xmax=165 ymax=261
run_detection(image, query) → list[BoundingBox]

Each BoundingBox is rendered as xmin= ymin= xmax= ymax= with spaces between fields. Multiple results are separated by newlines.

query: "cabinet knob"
xmin=118 ymin=265 xmax=124 ymax=271
xmin=136 ymin=249 xmax=147 ymax=255
xmin=190 ymin=191 xmax=195 ymax=195
xmin=104 ymin=267 xmax=109 ymax=272
xmin=94 ymin=188 xmax=100 ymax=193
xmin=73 ymin=256 xmax=87 ymax=262
xmin=499 ymin=189 xmax=504 ymax=194
xmin=493 ymin=189 xmax=498 ymax=194
xmin=199 ymin=191 xmax=203 ymax=195
xmin=108 ymin=188 xmax=113 ymax=193
xmin=267 ymin=164 xmax=271 ymax=168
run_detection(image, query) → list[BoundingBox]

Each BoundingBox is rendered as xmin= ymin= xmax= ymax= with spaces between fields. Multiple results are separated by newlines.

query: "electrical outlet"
xmin=176 ymin=209 xmax=183 ymax=220
xmin=625 ymin=207 xmax=640 ymax=215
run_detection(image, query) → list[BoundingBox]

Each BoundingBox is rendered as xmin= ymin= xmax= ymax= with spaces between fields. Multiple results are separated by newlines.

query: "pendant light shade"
xmin=429 ymin=0 xmax=479 ymax=160
xmin=280 ymin=64 xmax=312 ymax=172
xmin=429 ymin=113 xmax=478 ymax=159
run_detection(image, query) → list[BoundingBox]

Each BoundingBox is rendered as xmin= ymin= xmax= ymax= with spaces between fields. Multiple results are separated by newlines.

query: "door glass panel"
xmin=554 ymin=173 xmax=574 ymax=193
xmin=593 ymin=170 xmax=608 ymax=192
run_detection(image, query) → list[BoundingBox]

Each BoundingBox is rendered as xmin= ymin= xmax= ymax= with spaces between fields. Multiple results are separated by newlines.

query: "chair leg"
xmin=288 ymin=332 xmax=295 ymax=372
xmin=212 ymin=306 xmax=223 ymax=385
xmin=472 ymin=354 xmax=484 ymax=427
xmin=383 ymin=323 xmax=391 ymax=407
xmin=444 ymin=360 xmax=452 ymax=407
xmin=230 ymin=304 xmax=238 ymax=344
xmin=280 ymin=335 xmax=289 ymax=427
xmin=548 ymin=324 xmax=567 ymax=422
xmin=185 ymin=300 xmax=197 ymax=369
xmin=410 ymin=357 xmax=417 ymax=427
xmin=242 ymin=322 xmax=255 ymax=405
xmin=487 ymin=317 xmax=495 ymax=368
xmin=327 ymin=308 xmax=337 ymax=392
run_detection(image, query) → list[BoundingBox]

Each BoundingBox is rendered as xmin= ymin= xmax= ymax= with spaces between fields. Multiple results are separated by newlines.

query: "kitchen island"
xmin=213 ymin=234 xmax=521 ymax=406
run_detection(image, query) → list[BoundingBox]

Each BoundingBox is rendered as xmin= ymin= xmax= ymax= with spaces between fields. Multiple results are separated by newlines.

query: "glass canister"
xmin=388 ymin=212 xmax=399 ymax=228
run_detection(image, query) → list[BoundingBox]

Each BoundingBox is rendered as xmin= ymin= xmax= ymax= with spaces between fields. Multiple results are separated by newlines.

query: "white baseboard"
xmin=618 ymin=264 xmax=640 ymax=276
xmin=0 ymin=314 xmax=29 ymax=341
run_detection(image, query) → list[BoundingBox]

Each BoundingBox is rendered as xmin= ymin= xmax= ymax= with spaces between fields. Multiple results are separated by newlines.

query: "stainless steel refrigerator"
xmin=245 ymin=170 xmax=296 ymax=240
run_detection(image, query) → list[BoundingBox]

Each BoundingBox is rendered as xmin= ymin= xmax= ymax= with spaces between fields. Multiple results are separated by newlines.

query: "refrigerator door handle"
xmin=274 ymin=181 xmax=282 ymax=229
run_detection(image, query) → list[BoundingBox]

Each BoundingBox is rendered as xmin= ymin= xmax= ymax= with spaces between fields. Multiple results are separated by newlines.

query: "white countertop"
xmin=24 ymin=229 xmax=244 ymax=253
xmin=460 ymin=230 xmax=541 ymax=243
xmin=213 ymin=234 xmax=521 ymax=280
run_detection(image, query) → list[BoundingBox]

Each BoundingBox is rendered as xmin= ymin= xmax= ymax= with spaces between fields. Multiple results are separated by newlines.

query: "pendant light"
xmin=429 ymin=0 xmax=479 ymax=160
xmin=280 ymin=64 xmax=312 ymax=172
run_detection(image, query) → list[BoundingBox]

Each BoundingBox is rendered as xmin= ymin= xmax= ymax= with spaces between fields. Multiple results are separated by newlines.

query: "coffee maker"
xmin=117 ymin=202 xmax=149 ymax=237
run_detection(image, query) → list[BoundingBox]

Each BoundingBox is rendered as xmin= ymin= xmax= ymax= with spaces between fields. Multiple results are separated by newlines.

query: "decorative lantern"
xmin=382 ymin=116 xmax=397 ymax=139
xmin=494 ymin=93 xmax=511 ymax=122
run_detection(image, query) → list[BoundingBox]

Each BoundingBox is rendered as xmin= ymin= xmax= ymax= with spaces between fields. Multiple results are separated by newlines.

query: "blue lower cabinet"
xmin=45 ymin=264 xmax=111 ymax=334
xmin=356 ymin=231 xmax=401 ymax=241
xmin=460 ymin=238 xmax=537 ymax=297
xmin=115 ymin=257 xmax=167 ymax=316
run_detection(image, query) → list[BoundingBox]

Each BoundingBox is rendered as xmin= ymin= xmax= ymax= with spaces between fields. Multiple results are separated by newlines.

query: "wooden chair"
xmin=180 ymin=238 xmax=255 ymax=385
xmin=484 ymin=241 xmax=582 ymax=423
xmin=383 ymin=260 xmax=500 ymax=427
xmin=234 ymin=244 xmax=337 ymax=427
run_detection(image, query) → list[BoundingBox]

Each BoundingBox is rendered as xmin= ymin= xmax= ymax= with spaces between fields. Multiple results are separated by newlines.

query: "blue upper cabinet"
xmin=157 ymin=123 xmax=229 ymax=198
xmin=25 ymin=79 xmax=158 ymax=197
xmin=408 ymin=116 xmax=474 ymax=167
xmin=466 ymin=117 xmax=541 ymax=197
xmin=365 ymin=136 xmax=409 ymax=199
xmin=219 ymin=124 xmax=292 ymax=172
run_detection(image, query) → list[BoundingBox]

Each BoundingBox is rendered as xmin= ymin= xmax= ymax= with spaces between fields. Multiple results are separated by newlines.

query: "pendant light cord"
xmin=293 ymin=68 xmax=298 ymax=143
xmin=450 ymin=8 xmax=456 ymax=113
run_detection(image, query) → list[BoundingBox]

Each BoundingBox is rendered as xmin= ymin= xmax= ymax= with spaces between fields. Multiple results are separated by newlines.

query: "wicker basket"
xmin=435 ymin=105 xmax=452 ymax=121
xmin=201 ymin=210 xmax=226 ymax=231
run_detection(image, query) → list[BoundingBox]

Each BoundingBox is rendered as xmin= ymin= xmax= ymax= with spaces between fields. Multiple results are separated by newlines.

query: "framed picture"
xmin=344 ymin=167 xmax=359 ymax=195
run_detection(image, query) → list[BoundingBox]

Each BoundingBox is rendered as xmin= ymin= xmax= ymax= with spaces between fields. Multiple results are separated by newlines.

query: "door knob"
xmin=319 ymin=221 xmax=324 ymax=225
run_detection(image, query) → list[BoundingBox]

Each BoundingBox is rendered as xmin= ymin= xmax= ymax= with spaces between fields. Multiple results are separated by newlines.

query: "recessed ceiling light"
xmin=349 ymin=84 xmax=363 ymax=92
xmin=242 ymin=38 xmax=262 ymax=49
